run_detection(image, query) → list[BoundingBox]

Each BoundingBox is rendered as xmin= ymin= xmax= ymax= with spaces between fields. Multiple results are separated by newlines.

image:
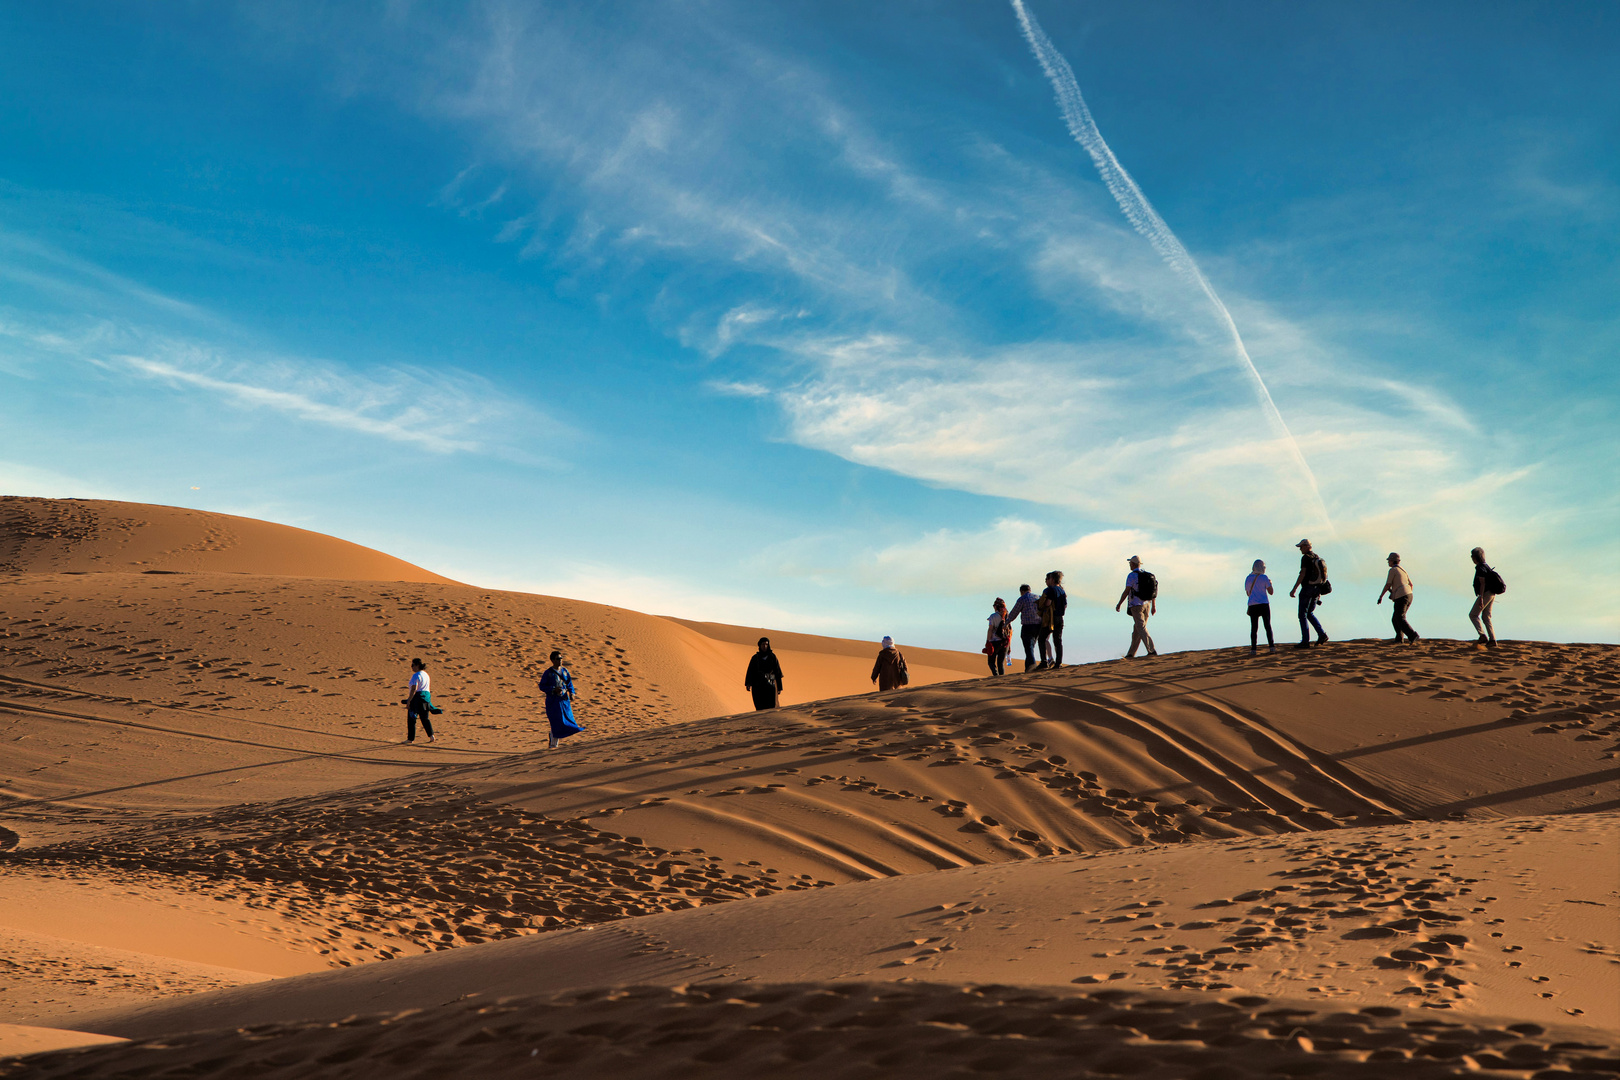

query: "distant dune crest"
xmin=0 ymin=497 xmax=454 ymax=582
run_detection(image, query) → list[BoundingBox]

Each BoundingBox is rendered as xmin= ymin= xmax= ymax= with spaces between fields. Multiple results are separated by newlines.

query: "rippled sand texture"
xmin=1 ymin=497 xmax=1615 ymax=1076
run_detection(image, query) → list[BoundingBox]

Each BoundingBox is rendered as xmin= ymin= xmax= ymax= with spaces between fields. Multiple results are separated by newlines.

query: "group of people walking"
xmin=985 ymin=558 xmax=1163 ymax=671
xmin=403 ymin=543 xmax=1508 ymax=738
xmin=401 ymin=651 xmax=584 ymax=747
xmin=986 ymin=571 xmax=1071 ymax=675
xmin=1244 ymin=540 xmax=1505 ymax=653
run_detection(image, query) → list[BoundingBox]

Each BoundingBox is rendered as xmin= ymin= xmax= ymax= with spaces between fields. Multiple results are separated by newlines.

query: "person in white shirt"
xmin=1376 ymin=552 xmax=1419 ymax=643
xmin=1244 ymin=559 xmax=1275 ymax=655
xmin=1114 ymin=555 xmax=1157 ymax=658
xmin=404 ymin=658 xmax=435 ymax=744
xmin=984 ymin=598 xmax=1012 ymax=676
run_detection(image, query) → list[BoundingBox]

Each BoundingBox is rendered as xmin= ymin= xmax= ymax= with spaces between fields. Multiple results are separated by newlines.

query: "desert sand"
xmin=1 ymin=497 xmax=1615 ymax=1076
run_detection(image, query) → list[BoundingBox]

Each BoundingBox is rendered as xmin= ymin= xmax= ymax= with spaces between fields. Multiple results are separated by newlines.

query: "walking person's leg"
xmin=406 ymin=701 xmax=417 ymax=743
xmin=1300 ymin=587 xmax=1326 ymax=643
xmin=1469 ymin=596 xmax=1489 ymax=643
xmin=1249 ymin=606 xmax=1260 ymax=652
xmin=996 ymin=644 xmax=1008 ymax=676
xmin=1393 ymin=596 xmax=1418 ymax=642
xmin=1261 ymin=605 xmax=1274 ymax=648
xmin=1052 ymin=623 xmax=1063 ymax=667
xmin=1480 ymin=593 xmax=1495 ymax=644
xmin=1037 ymin=628 xmax=1052 ymax=669
xmin=1129 ymin=606 xmax=1156 ymax=657
xmin=1021 ymin=624 xmax=1039 ymax=671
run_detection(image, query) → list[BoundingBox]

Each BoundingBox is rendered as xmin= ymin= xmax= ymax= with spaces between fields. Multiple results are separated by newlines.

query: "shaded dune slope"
xmin=13 ymin=982 xmax=1616 ymax=1080
xmin=6 ymin=645 xmax=1613 ymax=1027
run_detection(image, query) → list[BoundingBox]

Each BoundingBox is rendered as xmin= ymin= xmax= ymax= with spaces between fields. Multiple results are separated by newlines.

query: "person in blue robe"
xmin=538 ymin=649 xmax=583 ymax=748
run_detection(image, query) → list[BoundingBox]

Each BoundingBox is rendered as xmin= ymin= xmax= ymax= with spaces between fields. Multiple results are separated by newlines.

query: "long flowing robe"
xmin=745 ymin=650 xmax=784 ymax=710
xmin=539 ymin=666 xmax=583 ymax=741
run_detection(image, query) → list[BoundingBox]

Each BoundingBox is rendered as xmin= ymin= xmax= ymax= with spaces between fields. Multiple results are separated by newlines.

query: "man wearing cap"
xmin=1287 ymin=538 xmax=1330 ymax=648
xmin=1114 ymin=555 xmax=1157 ymax=658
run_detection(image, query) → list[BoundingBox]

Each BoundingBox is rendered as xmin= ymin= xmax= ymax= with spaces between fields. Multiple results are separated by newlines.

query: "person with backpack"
xmin=1244 ymin=560 xmax=1275 ymax=655
xmin=1007 ymin=583 xmax=1043 ymax=672
xmin=984 ymin=598 xmax=1012 ymax=676
xmin=1287 ymin=538 xmax=1330 ymax=648
xmin=745 ymin=637 xmax=784 ymax=709
xmin=1470 ymin=547 xmax=1503 ymax=647
xmin=1115 ymin=555 xmax=1158 ymax=658
xmin=402 ymin=657 xmax=440 ymax=744
xmin=1376 ymin=552 xmax=1420 ymax=644
xmin=539 ymin=649 xmax=584 ymax=749
xmin=1038 ymin=571 xmax=1068 ymax=670
xmin=871 ymin=636 xmax=910 ymax=691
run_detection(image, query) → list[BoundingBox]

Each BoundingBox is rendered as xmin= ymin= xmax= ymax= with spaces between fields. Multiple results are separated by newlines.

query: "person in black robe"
xmin=745 ymin=637 xmax=784 ymax=710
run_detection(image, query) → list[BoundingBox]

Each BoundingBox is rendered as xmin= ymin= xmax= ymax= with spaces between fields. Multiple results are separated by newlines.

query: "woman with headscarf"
xmin=1244 ymin=560 xmax=1275 ymax=655
xmin=984 ymin=598 xmax=1012 ymax=676
xmin=745 ymin=637 xmax=784 ymax=710
xmin=538 ymin=649 xmax=584 ymax=749
xmin=871 ymin=636 xmax=909 ymax=692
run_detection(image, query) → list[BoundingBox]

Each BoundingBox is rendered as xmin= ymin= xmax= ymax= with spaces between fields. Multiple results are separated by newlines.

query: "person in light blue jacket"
xmin=538 ymin=650 xmax=584 ymax=749
xmin=1244 ymin=560 xmax=1275 ymax=655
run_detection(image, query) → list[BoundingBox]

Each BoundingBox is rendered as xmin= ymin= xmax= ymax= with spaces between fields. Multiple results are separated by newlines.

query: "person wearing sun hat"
xmin=1376 ymin=552 xmax=1419 ymax=643
xmin=1287 ymin=538 xmax=1330 ymax=648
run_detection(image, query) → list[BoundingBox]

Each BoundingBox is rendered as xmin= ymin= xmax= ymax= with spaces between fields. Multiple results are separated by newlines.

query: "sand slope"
xmin=8 ymin=983 xmax=1615 ymax=1080
xmin=48 ymin=812 xmax=1618 ymax=1040
xmin=0 ymin=497 xmax=455 ymax=581
xmin=0 ymin=500 xmax=986 ymax=810
xmin=3 ymin=498 xmax=1616 ymax=1075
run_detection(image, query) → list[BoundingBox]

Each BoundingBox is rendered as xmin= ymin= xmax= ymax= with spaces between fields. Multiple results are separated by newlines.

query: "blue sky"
xmin=3 ymin=1 xmax=1616 ymax=656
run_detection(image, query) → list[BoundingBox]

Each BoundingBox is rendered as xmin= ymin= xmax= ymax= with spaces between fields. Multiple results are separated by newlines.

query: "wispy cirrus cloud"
xmin=0 ymin=311 xmax=541 ymax=457
xmin=270 ymin=1 xmax=1581 ymax=595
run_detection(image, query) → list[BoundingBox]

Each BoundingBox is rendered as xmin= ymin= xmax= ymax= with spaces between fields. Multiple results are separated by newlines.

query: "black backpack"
xmin=1485 ymin=566 xmax=1507 ymax=595
xmin=1133 ymin=570 xmax=1158 ymax=602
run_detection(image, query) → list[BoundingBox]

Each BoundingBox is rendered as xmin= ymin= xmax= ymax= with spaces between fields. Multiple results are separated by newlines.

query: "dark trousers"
xmin=1020 ymin=624 xmax=1041 ymax=670
xmin=1297 ymin=586 xmax=1326 ymax=642
xmin=406 ymin=693 xmax=434 ymax=741
xmin=1248 ymin=604 xmax=1273 ymax=648
xmin=750 ymin=683 xmax=779 ymax=710
xmin=1391 ymin=596 xmax=1418 ymax=642
xmin=1039 ymin=621 xmax=1064 ymax=666
xmin=986 ymin=642 xmax=1007 ymax=676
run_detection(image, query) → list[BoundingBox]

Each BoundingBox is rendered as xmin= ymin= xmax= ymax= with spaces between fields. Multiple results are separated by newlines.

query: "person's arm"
xmin=1115 ymin=585 xmax=1130 ymax=611
xmin=871 ymin=656 xmax=882 ymax=683
xmin=1289 ymin=567 xmax=1303 ymax=597
xmin=1267 ymin=579 xmax=1274 ymax=595
xmin=1377 ymin=572 xmax=1390 ymax=604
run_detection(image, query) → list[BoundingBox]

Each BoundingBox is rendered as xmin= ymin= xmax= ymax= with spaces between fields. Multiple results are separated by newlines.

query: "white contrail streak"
xmin=1010 ymin=0 xmax=1333 ymax=532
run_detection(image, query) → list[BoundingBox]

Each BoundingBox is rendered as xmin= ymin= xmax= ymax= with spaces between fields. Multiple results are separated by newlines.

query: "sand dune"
xmin=0 ymin=499 xmax=985 ymax=810
xmin=0 ymin=497 xmax=455 ymax=581
xmin=8 ymin=983 xmax=1616 ymax=1080
xmin=2 ymin=498 xmax=1615 ymax=1075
